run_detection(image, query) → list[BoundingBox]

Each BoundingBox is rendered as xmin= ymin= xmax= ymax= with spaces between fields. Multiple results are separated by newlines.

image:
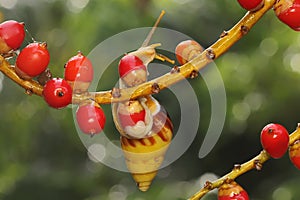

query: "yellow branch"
xmin=74 ymin=0 xmax=277 ymax=104
xmin=0 ymin=0 xmax=276 ymax=105
xmin=188 ymin=124 xmax=300 ymax=200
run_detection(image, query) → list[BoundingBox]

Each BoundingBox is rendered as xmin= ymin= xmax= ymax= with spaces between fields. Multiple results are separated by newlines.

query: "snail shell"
xmin=120 ymin=97 xmax=173 ymax=191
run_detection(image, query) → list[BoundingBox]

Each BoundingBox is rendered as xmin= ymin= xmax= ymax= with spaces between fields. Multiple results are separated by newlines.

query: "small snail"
xmin=175 ymin=40 xmax=203 ymax=65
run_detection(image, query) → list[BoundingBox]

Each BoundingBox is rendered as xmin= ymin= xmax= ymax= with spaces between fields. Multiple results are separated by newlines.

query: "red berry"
xmin=118 ymin=55 xmax=146 ymax=78
xmin=237 ymin=0 xmax=264 ymax=11
xmin=64 ymin=52 xmax=94 ymax=92
xmin=0 ymin=20 xmax=25 ymax=53
xmin=218 ymin=181 xmax=249 ymax=200
xmin=175 ymin=40 xmax=203 ymax=65
xmin=118 ymin=54 xmax=147 ymax=87
xmin=76 ymin=103 xmax=106 ymax=135
xmin=260 ymin=123 xmax=290 ymax=159
xmin=42 ymin=78 xmax=72 ymax=109
xmin=289 ymin=140 xmax=300 ymax=169
xmin=16 ymin=42 xmax=50 ymax=80
xmin=274 ymin=0 xmax=300 ymax=31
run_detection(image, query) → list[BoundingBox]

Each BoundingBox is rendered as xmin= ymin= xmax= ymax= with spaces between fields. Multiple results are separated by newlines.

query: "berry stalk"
xmin=188 ymin=123 xmax=300 ymax=200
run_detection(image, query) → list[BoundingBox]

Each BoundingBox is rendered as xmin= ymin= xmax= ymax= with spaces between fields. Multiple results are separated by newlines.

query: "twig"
xmin=74 ymin=0 xmax=277 ymax=104
xmin=0 ymin=0 xmax=276 ymax=105
xmin=188 ymin=124 xmax=300 ymax=200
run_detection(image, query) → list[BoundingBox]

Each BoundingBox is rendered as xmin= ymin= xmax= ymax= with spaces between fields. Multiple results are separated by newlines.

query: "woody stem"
xmin=0 ymin=0 xmax=276 ymax=105
xmin=188 ymin=124 xmax=300 ymax=200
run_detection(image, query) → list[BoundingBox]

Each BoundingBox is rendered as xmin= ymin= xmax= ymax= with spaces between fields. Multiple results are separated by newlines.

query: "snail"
xmin=111 ymin=11 xmax=174 ymax=191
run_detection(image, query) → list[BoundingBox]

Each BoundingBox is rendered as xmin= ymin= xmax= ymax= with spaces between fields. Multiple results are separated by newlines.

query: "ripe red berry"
xmin=15 ymin=42 xmax=50 ymax=80
xmin=0 ymin=20 xmax=25 ymax=53
xmin=237 ymin=0 xmax=264 ymax=11
xmin=175 ymin=40 xmax=203 ymax=65
xmin=260 ymin=123 xmax=290 ymax=159
xmin=76 ymin=103 xmax=106 ymax=135
xmin=118 ymin=54 xmax=147 ymax=87
xmin=289 ymin=140 xmax=300 ymax=169
xmin=274 ymin=0 xmax=300 ymax=31
xmin=64 ymin=52 xmax=94 ymax=93
xmin=218 ymin=181 xmax=249 ymax=200
xmin=42 ymin=78 xmax=72 ymax=109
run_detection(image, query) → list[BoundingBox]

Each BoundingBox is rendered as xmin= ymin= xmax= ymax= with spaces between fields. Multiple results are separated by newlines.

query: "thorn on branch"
xmin=151 ymin=83 xmax=160 ymax=94
xmin=206 ymin=49 xmax=216 ymax=60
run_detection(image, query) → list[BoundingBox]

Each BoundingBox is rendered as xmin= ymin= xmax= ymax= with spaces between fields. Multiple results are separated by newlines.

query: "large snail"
xmin=112 ymin=43 xmax=174 ymax=191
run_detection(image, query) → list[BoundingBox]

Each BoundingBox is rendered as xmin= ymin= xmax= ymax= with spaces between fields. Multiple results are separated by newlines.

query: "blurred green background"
xmin=0 ymin=0 xmax=300 ymax=199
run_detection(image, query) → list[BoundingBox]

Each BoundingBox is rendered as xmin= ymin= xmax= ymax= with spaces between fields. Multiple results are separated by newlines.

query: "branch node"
xmin=25 ymin=88 xmax=33 ymax=96
xmin=170 ymin=65 xmax=180 ymax=74
xmin=204 ymin=181 xmax=213 ymax=190
xmin=224 ymin=177 xmax=233 ymax=184
xmin=151 ymin=83 xmax=160 ymax=94
xmin=189 ymin=70 xmax=199 ymax=79
xmin=254 ymin=159 xmax=263 ymax=171
xmin=112 ymin=87 xmax=121 ymax=98
xmin=241 ymin=25 xmax=250 ymax=35
xmin=206 ymin=49 xmax=216 ymax=60
xmin=220 ymin=30 xmax=228 ymax=38
xmin=233 ymin=164 xmax=242 ymax=171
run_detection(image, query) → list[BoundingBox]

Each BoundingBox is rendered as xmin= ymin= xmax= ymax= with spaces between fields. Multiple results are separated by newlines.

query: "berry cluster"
xmin=237 ymin=0 xmax=300 ymax=31
xmin=260 ymin=123 xmax=300 ymax=169
xmin=1 ymin=3 xmax=300 ymax=196
xmin=0 ymin=20 xmax=106 ymax=135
